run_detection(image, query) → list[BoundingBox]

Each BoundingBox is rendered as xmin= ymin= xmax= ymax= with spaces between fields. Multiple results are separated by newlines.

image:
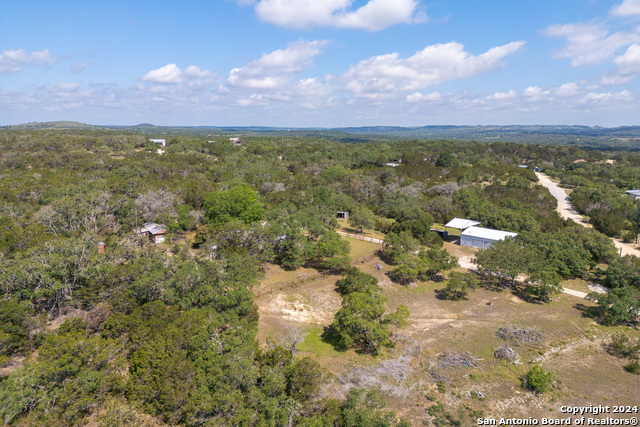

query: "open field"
xmin=255 ymin=248 xmax=640 ymax=425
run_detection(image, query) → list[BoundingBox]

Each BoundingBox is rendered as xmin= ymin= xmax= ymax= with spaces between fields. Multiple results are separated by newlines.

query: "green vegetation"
xmin=523 ymin=365 xmax=554 ymax=393
xmin=0 ymin=127 xmax=638 ymax=425
xmin=330 ymin=269 xmax=409 ymax=354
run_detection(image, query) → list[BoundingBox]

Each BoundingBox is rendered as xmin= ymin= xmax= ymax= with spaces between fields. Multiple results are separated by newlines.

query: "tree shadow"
xmin=477 ymin=276 xmax=507 ymax=293
xmin=434 ymin=288 xmax=469 ymax=301
xmin=573 ymin=303 xmax=601 ymax=322
xmin=510 ymin=283 xmax=545 ymax=305
xmin=320 ymin=325 xmax=347 ymax=353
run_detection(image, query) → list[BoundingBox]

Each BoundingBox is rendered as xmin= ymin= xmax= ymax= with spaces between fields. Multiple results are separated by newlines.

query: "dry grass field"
xmin=254 ymin=235 xmax=640 ymax=425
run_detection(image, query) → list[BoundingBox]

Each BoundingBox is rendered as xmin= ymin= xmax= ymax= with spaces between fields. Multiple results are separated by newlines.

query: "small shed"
xmin=337 ymin=211 xmax=350 ymax=219
xmin=149 ymin=138 xmax=166 ymax=147
xmin=460 ymin=226 xmax=517 ymax=249
xmin=137 ymin=222 xmax=167 ymax=244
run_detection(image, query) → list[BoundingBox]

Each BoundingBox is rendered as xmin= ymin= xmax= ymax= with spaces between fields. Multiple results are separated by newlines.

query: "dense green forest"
xmin=0 ymin=129 xmax=639 ymax=426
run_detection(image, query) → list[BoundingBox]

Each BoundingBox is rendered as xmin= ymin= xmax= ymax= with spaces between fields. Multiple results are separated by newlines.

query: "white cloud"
xmin=602 ymin=43 xmax=640 ymax=84
xmin=141 ymin=63 xmax=184 ymax=83
xmin=0 ymin=49 xmax=56 ymax=74
xmin=544 ymin=22 xmax=640 ymax=66
xmin=140 ymin=63 xmax=218 ymax=89
xmin=343 ymin=41 xmax=525 ymax=98
xmin=579 ymin=89 xmax=633 ymax=104
xmin=226 ymin=39 xmax=328 ymax=92
xmin=611 ymin=0 xmax=640 ymax=17
xmin=406 ymin=91 xmax=442 ymax=102
xmin=489 ymin=89 xmax=517 ymax=100
xmin=253 ymin=0 xmax=422 ymax=31
xmin=554 ymin=82 xmax=580 ymax=97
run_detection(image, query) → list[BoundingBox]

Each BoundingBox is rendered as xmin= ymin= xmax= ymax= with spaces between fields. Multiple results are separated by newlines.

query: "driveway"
xmin=535 ymin=171 xmax=640 ymax=258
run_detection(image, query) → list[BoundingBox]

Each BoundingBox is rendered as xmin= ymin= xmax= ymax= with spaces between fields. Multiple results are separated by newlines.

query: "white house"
xmin=149 ymin=138 xmax=166 ymax=147
xmin=460 ymin=226 xmax=518 ymax=249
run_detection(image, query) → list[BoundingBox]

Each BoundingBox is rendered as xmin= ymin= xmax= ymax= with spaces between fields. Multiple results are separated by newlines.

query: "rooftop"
xmin=445 ymin=218 xmax=481 ymax=230
xmin=138 ymin=222 xmax=166 ymax=235
xmin=461 ymin=226 xmax=518 ymax=241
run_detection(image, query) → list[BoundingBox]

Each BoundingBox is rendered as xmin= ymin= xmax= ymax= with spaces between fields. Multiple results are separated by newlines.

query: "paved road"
xmin=536 ymin=172 xmax=640 ymax=258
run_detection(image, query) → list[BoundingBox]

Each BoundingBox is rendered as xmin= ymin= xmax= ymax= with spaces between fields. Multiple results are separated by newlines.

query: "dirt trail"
xmin=536 ymin=172 xmax=640 ymax=258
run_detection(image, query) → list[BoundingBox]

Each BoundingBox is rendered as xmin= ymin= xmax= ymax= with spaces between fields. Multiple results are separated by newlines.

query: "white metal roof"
xmin=626 ymin=190 xmax=640 ymax=197
xmin=445 ymin=218 xmax=481 ymax=230
xmin=461 ymin=226 xmax=517 ymax=241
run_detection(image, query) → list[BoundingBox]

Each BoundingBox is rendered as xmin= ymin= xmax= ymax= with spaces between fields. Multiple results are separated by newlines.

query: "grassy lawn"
xmin=343 ymin=235 xmax=381 ymax=258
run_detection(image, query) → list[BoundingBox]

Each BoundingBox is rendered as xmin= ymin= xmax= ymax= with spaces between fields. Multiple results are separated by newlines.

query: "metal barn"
xmin=460 ymin=226 xmax=518 ymax=249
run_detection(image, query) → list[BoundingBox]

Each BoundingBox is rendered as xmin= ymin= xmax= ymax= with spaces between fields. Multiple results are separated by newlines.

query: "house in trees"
xmin=460 ymin=226 xmax=517 ymax=249
xmin=136 ymin=222 xmax=167 ymax=244
xmin=149 ymin=138 xmax=166 ymax=147
xmin=230 ymin=137 xmax=243 ymax=146
xmin=337 ymin=211 xmax=350 ymax=219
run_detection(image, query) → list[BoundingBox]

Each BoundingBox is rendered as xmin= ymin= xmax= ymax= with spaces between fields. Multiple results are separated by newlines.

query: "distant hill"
xmin=3 ymin=121 xmax=97 ymax=130
xmin=3 ymin=122 xmax=640 ymax=148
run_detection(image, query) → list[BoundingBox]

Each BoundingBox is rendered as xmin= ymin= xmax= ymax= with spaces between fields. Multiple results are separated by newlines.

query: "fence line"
xmin=336 ymin=231 xmax=384 ymax=245
xmin=256 ymin=252 xmax=379 ymax=299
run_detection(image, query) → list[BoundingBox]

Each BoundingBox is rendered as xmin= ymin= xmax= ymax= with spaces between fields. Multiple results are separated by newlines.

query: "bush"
xmin=608 ymin=334 xmax=640 ymax=359
xmin=624 ymin=359 xmax=640 ymax=375
xmin=622 ymin=230 xmax=636 ymax=244
xmin=524 ymin=365 xmax=553 ymax=393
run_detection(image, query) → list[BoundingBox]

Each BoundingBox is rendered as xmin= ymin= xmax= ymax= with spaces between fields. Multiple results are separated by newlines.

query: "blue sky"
xmin=1 ymin=0 xmax=640 ymax=127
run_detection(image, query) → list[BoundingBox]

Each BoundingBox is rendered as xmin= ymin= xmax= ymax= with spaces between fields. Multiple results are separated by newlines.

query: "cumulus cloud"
xmin=252 ymin=0 xmax=423 ymax=31
xmin=544 ymin=22 xmax=640 ymax=66
xmin=140 ymin=63 xmax=218 ymax=89
xmin=489 ymin=89 xmax=517 ymax=100
xmin=0 ymin=49 xmax=56 ymax=74
xmin=610 ymin=0 xmax=640 ymax=17
xmin=141 ymin=64 xmax=184 ymax=83
xmin=602 ymin=43 xmax=640 ymax=84
xmin=225 ymin=39 xmax=329 ymax=95
xmin=406 ymin=91 xmax=442 ymax=102
xmin=343 ymin=41 xmax=525 ymax=98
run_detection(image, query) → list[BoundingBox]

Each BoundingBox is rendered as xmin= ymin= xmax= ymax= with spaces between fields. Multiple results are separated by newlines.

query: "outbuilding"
xmin=337 ymin=211 xmax=350 ymax=219
xmin=460 ymin=226 xmax=518 ymax=249
xmin=136 ymin=222 xmax=167 ymax=244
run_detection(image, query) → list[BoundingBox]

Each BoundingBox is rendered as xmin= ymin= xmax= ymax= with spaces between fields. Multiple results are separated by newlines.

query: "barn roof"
xmin=626 ymin=190 xmax=640 ymax=197
xmin=445 ymin=218 xmax=481 ymax=230
xmin=461 ymin=226 xmax=517 ymax=241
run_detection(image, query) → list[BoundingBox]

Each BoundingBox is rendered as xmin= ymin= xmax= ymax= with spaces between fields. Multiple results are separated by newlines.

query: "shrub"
xmin=524 ymin=365 xmax=553 ymax=393
xmin=624 ymin=359 xmax=640 ymax=375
